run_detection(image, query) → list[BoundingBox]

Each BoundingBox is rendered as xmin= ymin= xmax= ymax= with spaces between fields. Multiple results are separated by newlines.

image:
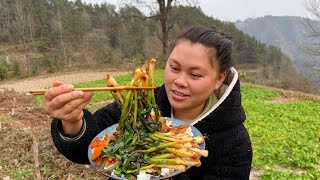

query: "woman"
xmin=45 ymin=26 xmax=252 ymax=179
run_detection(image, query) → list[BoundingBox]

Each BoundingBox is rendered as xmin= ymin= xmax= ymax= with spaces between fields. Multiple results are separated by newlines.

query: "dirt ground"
xmin=0 ymin=90 xmax=108 ymax=180
xmin=0 ymin=71 xmax=131 ymax=180
xmin=0 ymin=70 xmax=130 ymax=93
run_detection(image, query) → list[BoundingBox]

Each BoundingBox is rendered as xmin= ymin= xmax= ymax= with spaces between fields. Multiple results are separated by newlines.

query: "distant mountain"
xmin=235 ymin=15 xmax=320 ymax=88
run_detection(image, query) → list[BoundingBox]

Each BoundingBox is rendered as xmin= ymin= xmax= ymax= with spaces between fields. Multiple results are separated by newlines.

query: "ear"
xmin=214 ymin=71 xmax=227 ymax=89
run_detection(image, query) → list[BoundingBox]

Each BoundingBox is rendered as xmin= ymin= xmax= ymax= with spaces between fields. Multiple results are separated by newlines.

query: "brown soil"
xmin=269 ymin=96 xmax=298 ymax=104
xmin=0 ymin=70 xmax=132 ymax=180
xmin=243 ymin=82 xmax=320 ymax=102
xmin=0 ymin=89 xmax=106 ymax=180
xmin=0 ymin=89 xmax=49 ymax=130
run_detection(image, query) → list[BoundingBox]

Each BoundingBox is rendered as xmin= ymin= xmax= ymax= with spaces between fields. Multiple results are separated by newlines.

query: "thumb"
xmin=52 ymin=80 xmax=65 ymax=87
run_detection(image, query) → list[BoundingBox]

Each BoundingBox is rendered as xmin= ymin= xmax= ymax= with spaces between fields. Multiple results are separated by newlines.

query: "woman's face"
xmin=165 ymin=40 xmax=225 ymax=116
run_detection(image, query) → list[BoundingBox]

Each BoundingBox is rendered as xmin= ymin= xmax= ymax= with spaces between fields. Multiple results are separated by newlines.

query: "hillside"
xmin=0 ymin=1 xmax=313 ymax=93
xmin=235 ymin=16 xmax=320 ymax=89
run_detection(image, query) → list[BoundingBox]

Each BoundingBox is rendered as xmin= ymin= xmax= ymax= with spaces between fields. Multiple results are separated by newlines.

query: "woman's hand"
xmin=44 ymin=81 xmax=93 ymax=134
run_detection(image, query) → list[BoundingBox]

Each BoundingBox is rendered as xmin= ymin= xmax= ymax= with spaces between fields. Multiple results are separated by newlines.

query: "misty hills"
xmin=235 ymin=15 xmax=320 ymax=88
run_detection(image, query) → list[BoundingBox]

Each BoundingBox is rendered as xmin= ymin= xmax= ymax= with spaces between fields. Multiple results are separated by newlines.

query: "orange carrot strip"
xmin=95 ymin=158 xmax=101 ymax=166
xmin=92 ymin=145 xmax=104 ymax=160
xmin=89 ymin=138 xmax=102 ymax=148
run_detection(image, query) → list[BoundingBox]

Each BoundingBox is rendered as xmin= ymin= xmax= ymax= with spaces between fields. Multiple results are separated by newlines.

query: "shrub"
xmin=0 ymin=59 xmax=8 ymax=80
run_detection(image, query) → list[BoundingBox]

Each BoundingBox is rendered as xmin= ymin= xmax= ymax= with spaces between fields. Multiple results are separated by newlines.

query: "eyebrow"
xmin=168 ymin=58 xmax=180 ymax=65
xmin=168 ymin=58 xmax=209 ymax=72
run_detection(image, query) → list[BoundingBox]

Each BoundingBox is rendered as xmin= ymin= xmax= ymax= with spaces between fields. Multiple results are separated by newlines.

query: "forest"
xmin=0 ymin=0 xmax=313 ymax=92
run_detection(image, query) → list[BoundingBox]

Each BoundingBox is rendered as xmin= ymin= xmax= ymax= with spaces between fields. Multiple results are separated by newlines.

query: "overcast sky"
xmin=82 ymin=0 xmax=308 ymax=22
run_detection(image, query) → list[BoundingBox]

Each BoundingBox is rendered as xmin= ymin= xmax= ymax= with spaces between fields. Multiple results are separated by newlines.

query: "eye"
xmin=190 ymin=73 xmax=202 ymax=78
xmin=170 ymin=65 xmax=179 ymax=72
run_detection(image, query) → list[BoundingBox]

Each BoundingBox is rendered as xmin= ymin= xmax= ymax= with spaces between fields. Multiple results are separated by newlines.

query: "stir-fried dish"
xmin=89 ymin=59 xmax=208 ymax=180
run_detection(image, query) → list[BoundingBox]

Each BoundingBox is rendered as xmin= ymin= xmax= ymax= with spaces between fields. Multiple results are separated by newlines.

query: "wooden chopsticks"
xmin=29 ymin=86 xmax=156 ymax=95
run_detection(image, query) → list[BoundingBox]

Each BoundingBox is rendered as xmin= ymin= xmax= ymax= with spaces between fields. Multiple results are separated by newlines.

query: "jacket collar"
xmin=192 ymin=67 xmax=239 ymax=125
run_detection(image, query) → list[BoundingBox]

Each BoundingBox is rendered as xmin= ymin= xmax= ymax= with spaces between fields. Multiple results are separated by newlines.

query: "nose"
xmin=174 ymin=73 xmax=188 ymax=88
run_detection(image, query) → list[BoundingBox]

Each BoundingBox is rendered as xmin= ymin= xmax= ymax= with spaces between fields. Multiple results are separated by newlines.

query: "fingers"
xmin=44 ymin=80 xmax=94 ymax=133
xmin=45 ymin=84 xmax=75 ymax=102
xmin=59 ymin=94 xmax=92 ymax=123
xmin=60 ymin=108 xmax=84 ymax=124
xmin=48 ymin=90 xmax=85 ymax=110
xmin=77 ymin=94 xmax=92 ymax=110
xmin=49 ymin=92 xmax=93 ymax=122
xmin=59 ymin=92 xmax=92 ymax=115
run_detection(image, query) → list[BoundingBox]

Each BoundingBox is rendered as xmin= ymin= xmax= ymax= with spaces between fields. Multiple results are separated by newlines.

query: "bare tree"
xmin=121 ymin=0 xmax=197 ymax=56
xmin=13 ymin=0 xmax=35 ymax=73
xmin=303 ymin=0 xmax=320 ymax=57
xmin=57 ymin=6 xmax=68 ymax=67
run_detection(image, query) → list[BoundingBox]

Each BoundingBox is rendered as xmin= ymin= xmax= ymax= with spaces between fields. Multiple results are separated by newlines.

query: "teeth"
xmin=173 ymin=90 xmax=186 ymax=96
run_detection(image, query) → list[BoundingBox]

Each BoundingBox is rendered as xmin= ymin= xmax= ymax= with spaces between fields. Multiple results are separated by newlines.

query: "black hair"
xmin=173 ymin=26 xmax=233 ymax=73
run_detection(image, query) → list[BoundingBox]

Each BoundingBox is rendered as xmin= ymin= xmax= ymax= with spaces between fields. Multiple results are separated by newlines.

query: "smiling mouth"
xmin=172 ymin=90 xmax=188 ymax=97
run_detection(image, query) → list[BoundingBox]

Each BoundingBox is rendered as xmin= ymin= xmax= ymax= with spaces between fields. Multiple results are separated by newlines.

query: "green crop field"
xmin=241 ymin=85 xmax=320 ymax=179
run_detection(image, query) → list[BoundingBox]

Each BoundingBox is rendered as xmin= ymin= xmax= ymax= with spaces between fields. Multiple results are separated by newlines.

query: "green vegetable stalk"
xmin=98 ymin=58 xmax=207 ymax=179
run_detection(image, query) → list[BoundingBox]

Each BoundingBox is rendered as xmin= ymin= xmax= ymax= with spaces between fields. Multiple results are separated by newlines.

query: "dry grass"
xmin=0 ymin=70 xmax=131 ymax=179
xmin=243 ymin=82 xmax=320 ymax=101
xmin=0 ymin=89 xmax=106 ymax=180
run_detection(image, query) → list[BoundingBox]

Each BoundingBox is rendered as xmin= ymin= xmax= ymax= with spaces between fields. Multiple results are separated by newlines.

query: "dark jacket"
xmin=51 ymin=69 xmax=252 ymax=180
